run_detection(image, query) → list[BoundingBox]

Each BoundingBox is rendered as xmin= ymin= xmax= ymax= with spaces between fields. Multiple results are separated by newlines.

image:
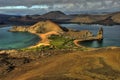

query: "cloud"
xmin=0 ymin=0 xmax=120 ymax=15
xmin=30 ymin=5 xmax=49 ymax=9
xmin=0 ymin=6 xmax=27 ymax=9
xmin=0 ymin=5 xmax=49 ymax=10
xmin=0 ymin=0 xmax=120 ymax=7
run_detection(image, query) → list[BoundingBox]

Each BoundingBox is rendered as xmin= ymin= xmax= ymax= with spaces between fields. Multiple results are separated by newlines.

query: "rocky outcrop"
xmin=64 ymin=30 xmax=93 ymax=39
xmin=96 ymin=27 xmax=103 ymax=40
xmin=65 ymin=28 xmax=103 ymax=47
xmin=64 ymin=27 xmax=103 ymax=41
xmin=9 ymin=26 xmax=28 ymax=32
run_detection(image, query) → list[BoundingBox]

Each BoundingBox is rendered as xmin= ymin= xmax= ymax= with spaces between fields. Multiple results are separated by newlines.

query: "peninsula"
xmin=9 ymin=20 xmax=103 ymax=48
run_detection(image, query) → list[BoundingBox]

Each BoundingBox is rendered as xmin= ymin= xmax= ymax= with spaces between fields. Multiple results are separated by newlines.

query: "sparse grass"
xmin=2 ymin=48 xmax=120 ymax=80
xmin=21 ymin=35 xmax=76 ymax=51
xmin=20 ymin=45 xmax=52 ymax=52
xmin=49 ymin=35 xmax=76 ymax=49
xmin=20 ymin=35 xmax=88 ymax=52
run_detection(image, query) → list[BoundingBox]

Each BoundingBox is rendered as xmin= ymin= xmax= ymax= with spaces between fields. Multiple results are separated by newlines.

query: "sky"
xmin=0 ymin=0 xmax=120 ymax=15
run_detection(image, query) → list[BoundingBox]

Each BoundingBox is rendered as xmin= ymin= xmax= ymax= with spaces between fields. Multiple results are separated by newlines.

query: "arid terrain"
xmin=0 ymin=47 xmax=120 ymax=80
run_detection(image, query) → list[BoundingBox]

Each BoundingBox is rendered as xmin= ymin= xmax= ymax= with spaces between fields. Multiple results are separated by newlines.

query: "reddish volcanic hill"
xmin=29 ymin=20 xmax=64 ymax=33
xmin=9 ymin=20 xmax=66 ymax=33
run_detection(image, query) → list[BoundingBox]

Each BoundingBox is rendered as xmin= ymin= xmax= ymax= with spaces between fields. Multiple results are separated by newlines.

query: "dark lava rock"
xmin=0 ymin=53 xmax=31 ymax=76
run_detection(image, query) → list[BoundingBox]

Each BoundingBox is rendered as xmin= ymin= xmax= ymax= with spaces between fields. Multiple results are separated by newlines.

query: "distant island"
xmin=0 ymin=11 xmax=120 ymax=25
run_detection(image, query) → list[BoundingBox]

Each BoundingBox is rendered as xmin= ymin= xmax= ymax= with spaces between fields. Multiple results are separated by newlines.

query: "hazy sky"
xmin=0 ymin=0 xmax=120 ymax=15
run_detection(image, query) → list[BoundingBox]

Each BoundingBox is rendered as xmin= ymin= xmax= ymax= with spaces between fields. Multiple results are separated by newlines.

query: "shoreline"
xmin=28 ymin=31 xmax=60 ymax=48
xmin=28 ymin=33 xmax=50 ymax=48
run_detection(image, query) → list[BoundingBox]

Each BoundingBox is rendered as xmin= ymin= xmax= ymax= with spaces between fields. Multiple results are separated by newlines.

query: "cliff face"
xmin=64 ymin=27 xmax=103 ymax=41
xmin=10 ymin=20 xmax=64 ymax=34
xmin=64 ymin=30 xmax=93 ymax=39
xmin=10 ymin=26 xmax=28 ymax=32
xmin=96 ymin=27 xmax=103 ymax=40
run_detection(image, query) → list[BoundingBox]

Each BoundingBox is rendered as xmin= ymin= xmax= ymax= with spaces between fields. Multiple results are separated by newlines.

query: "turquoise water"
xmin=0 ymin=26 xmax=40 ymax=49
xmin=60 ymin=24 xmax=120 ymax=48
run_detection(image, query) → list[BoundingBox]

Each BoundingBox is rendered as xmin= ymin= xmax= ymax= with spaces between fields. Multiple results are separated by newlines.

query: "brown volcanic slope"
xmin=70 ymin=15 xmax=109 ymax=24
xmin=10 ymin=20 xmax=65 ymax=33
xmin=7 ymin=11 xmax=120 ymax=25
xmin=70 ymin=12 xmax=120 ymax=24
xmin=1 ymin=48 xmax=120 ymax=80
xmin=8 ymin=11 xmax=72 ymax=23
xmin=70 ymin=16 xmax=95 ymax=23
xmin=40 ymin=11 xmax=69 ymax=19
xmin=112 ymin=12 xmax=120 ymax=23
xmin=29 ymin=20 xmax=64 ymax=33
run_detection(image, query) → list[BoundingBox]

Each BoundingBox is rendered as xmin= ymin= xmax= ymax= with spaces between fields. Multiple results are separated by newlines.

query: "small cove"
xmin=0 ymin=26 xmax=40 ymax=50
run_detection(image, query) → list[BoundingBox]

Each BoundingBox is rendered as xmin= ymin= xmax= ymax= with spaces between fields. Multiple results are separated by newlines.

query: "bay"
xmin=0 ymin=26 xmax=40 ymax=49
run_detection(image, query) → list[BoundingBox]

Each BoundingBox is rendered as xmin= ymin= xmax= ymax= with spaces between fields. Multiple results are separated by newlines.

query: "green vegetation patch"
xmin=49 ymin=35 xmax=75 ymax=49
xmin=21 ymin=35 xmax=88 ymax=51
xmin=21 ymin=45 xmax=52 ymax=52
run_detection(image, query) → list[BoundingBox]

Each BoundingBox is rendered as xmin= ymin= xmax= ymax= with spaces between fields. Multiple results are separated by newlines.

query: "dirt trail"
xmin=73 ymin=40 xmax=82 ymax=47
xmin=29 ymin=31 xmax=60 ymax=48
